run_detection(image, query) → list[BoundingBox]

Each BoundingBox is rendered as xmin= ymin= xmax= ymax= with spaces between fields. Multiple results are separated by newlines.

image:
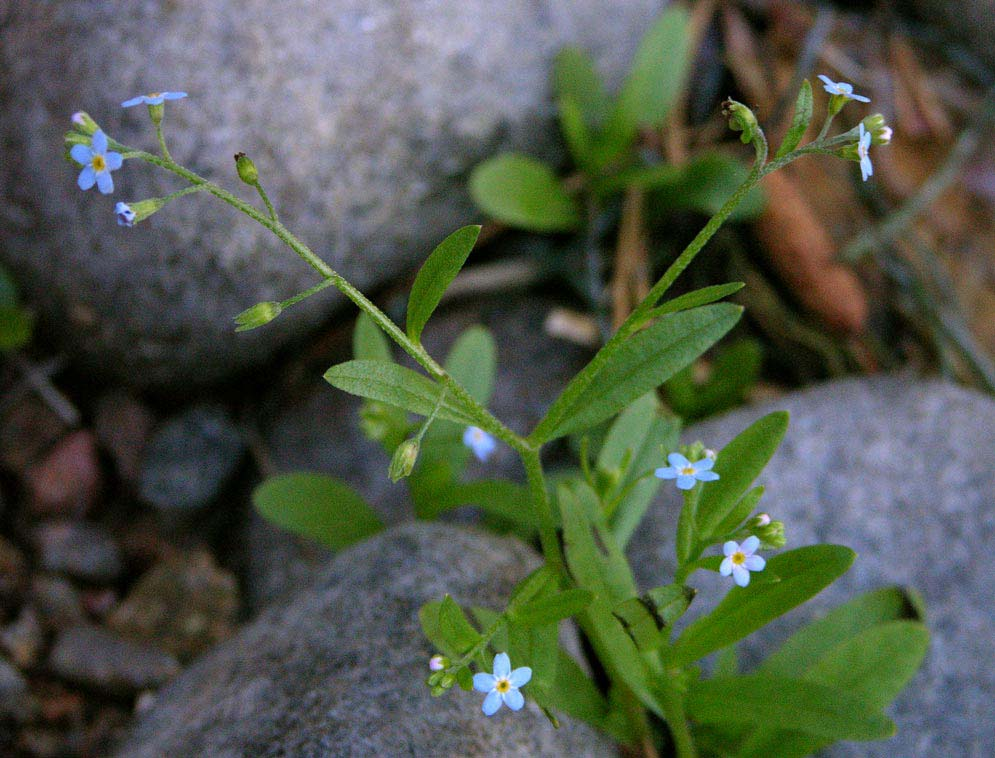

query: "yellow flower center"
xmin=495 ymin=678 xmax=511 ymax=693
xmin=148 ymin=92 xmax=161 ymax=98
xmin=91 ymin=154 xmax=106 ymax=172
xmin=680 ymin=466 xmax=695 ymax=476
xmin=731 ymin=551 xmax=746 ymax=566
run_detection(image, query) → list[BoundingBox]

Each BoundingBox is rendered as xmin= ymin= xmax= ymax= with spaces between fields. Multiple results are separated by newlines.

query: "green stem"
xmin=521 ymin=448 xmax=565 ymax=579
xmin=254 ymin=181 xmax=279 ymax=223
xmin=658 ymin=683 xmax=697 ymax=758
xmin=154 ymin=123 xmax=172 ymax=162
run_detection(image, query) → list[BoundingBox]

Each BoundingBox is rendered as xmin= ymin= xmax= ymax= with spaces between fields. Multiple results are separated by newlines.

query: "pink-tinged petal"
xmin=503 ymin=688 xmax=525 ymax=711
xmin=675 ymin=474 xmax=696 ymax=490
xmin=720 ymin=556 xmax=733 ymax=576
xmin=91 ymin=129 xmax=107 ymax=154
xmin=77 ymin=166 xmax=96 ymax=190
xmin=667 ymin=452 xmax=690 ymax=468
xmin=695 ymin=470 xmax=719 ymax=482
xmin=508 ymin=667 xmax=532 ymax=688
xmin=744 ymin=555 xmax=766 ymax=571
xmin=104 ymin=151 xmax=123 ymax=170
xmin=472 ymin=673 xmax=496 ymax=693
xmin=69 ymin=144 xmax=93 ymax=164
xmin=95 ymin=170 xmax=114 ymax=195
xmin=492 ymin=652 xmax=511 ymax=679
xmin=732 ymin=565 xmax=750 ymax=587
xmin=741 ymin=536 xmax=760 ymax=554
xmin=722 ymin=541 xmax=739 ymax=557
xmin=655 ymin=467 xmax=677 ymax=480
xmin=482 ymin=690 xmax=503 ymax=716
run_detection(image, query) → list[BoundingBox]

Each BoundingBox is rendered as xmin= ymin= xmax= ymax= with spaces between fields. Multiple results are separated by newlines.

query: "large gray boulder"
xmin=115 ymin=523 xmax=618 ymax=757
xmin=0 ymin=0 xmax=662 ymax=388
xmin=628 ymin=375 xmax=995 ymax=756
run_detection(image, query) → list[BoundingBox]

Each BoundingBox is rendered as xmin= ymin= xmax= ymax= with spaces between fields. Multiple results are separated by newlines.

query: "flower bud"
xmin=439 ymin=673 xmax=456 ymax=690
xmin=112 ymin=197 xmax=169 ymax=228
xmin=749 ymin=513 xmax=771 ymax=528
xmin=234 ymin=152 xmax=259 ymax=185
xmin=426 ymin=671 xmax=444 ymax=687
xmin=679 ymin=441 xmax=708 ymax=463
xmin=861 ymin=114 xmax=892 ymax=145
xmin=70 ymin=111 xmax=99 ymax=136
xmin=753 ymin=518 xmax=786 ymax=550
xmin=429 ymin=654 xmax=449 ymax=672
xmin=388 ymin=438 xmax=420 ymax=482
xmin=722 ymin=99 xmax=759 ymax=145
xmin=233 ymin=301 xmax=283 ymax=332
xmin=703 ymin=448 xmax=717 ymax=461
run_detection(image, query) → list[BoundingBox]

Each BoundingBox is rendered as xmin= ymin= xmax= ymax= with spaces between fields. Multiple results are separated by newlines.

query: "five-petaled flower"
xmin=856 ymin=123 xmax=873 ymax=182
xmin=720 ymin=536 xmax=766 ymax=587
xmin=473 ymin=653 xmax=532 ymax=716
xmin=115 ymin=202 xmax=136 ymax=227
xmin=70 ymin=130 xmax=122 ymax=195
xmin=817 ymin=75 xmax=870 ymax=103
xmin=463 ymin=426 xmax=496 ymax=462
xmin=655 ymin=452 xmax=719 ymax=491
xmin=121 ymin=91 xmax=188 ymax=108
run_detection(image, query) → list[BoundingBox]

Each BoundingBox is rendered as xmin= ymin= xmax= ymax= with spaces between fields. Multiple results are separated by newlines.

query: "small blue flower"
xmin=69 ymin=130 xmax=122 ymax=195
xmin=856 ymin=123 xmax=873 ymax=182
xmin=472 ymin=653 xmax=532 ymax=716
xmin=817 ymin=75 xmax=870 ymax=103
xmin=115 ymin=202 xmax=136 ymax=227
xmin=655 ymin=452 xmax=719 ymax=491
xmin=720 ymin=536 xmax=766 ymax=587
xmin=121 ymin=91 xmax=188 ymax=108
xmin=463 ymin=426 xmax=496 ymax=462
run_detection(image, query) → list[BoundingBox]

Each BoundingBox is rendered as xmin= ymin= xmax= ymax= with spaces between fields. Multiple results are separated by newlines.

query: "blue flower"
xmin=121 ymin=91 xmax=188 ymax=108
xmin=856 ymin=123 xmax=873 ymax=182
xmin=463 ymin=426 xmax=496 ymax=462
xmin=654 ymin=452 xmax=719 ymax=491
xmin=69 ymin=130 xmax=122 ymax=195
xmin=817 ymin=75 xmax=870 ymax=103
xmin=720 ymin=536 xmax=766 ymax=587
xmin=472 ymin=653 xmax=532 ymax=716
xmin=115 ymin=202 xmax=136 ymax=227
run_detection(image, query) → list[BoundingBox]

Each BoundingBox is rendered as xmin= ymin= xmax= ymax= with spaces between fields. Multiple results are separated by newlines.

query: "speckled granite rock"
xmin=0 ymin=0 xmax=661 ymax=388
xmin=247 ymin=292 xmax=591 ymax=609
xmin=628 ymin=375 xmax=995 ymax=756
xmin=116 ymin=523 xmax=618 ymax=757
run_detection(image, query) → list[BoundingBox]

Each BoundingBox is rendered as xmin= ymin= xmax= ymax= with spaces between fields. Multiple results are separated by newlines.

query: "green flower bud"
xmin=426 ymin=671 xmax=444 ymax=687
xmin=679 ymin=441 xmax=708 ymax=463
xmin=234 ymin=152 xmax=260 ymax=185
xmin=430 ymin=684 xmax=446 ymax=697
xmin=722 ymin=99 xmax=759 ymax=145
xmin=439 ymin=673 xmax=456 ymax=690
xmin=751 ymin=517 xmax=786 ymax=550
xmin=70 ymin=111 xmax=99 ymax=136
xmin=388 ymin=438 xmax=420 ymax=482
xmin=233 ymin=301 xmax=283 ymax=332
xmin=861 ymin=113 xmax=892 ymax=145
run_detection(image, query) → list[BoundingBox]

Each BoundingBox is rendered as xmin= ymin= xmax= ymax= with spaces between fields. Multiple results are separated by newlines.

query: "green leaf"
xmin=646 ymin=152 xmax=766 ymax=220
xmin=509 ymin=589 xmax=593 ymax=628
xmin=708 ymin=485 xmax=765 ymax=544
xmin=666 ymin=339 xmax=763 ymax=422
xmin=775 ymin=79 xmax=814 ymax=159
xmin=0 ymin=305 xmax=33 ymax=351
xmin=554 ymin=46 xmax=611 ymax=129
xmin=406 ymin=225 xmax=481 ymax=341
xmin=324 ymin=360 xmax=474 ymax=424
xmin=695 ymin=411 xmax=789 ymax=541
xmin=419 ymin=595 xmax=484 ymax=659
xmin=415 ymin=479 xmax=537 ymax=529
xmin=353 ymin=312 xmax=393 ymax=362
xmin=599 ymin=6 xmax=691 ymax=161
xmin=686 ymin=675 xmax=895 ymax=742
xmin=649 ymin=282 xmax=745 ymax=318
xmin=470 ymin=154 xmax=582 ymax=232
xmin=759 ymin=586 xmax=923 ymax=677
xmin=535 ymin=303 xmax=742 ymax=442
xmin=669 ymin=545 xmax=855 ymax=666
xmin=444 ymin=325 xmax=496 ymax=406
xmin=558 ymin=95 xmax=594 ymax=168
xmin=612 ymin=584 xmax=694 ymax=651
xmin=252 ymin=472 xmax=383 ymax=550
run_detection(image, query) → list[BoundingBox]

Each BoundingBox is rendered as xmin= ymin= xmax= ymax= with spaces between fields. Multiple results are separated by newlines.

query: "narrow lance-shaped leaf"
xmin=668 ymin=545 xmax=855 ymax=666
xmin=470 ymin=154 xmax=582 ymax=232
xmin=509 ymin=589 xmax=594 ymax=629
xmin=775 ymin=79 xmax=814 ymax=159
xmin=648 ymin=282 xmax=745 ymax=318
xmin=324 ymin=360 xmax=475 ymax=424
xmin=252 ymin=473 xmax=383 ymax=550
xmin=353 ymin=311 xmax=393 ymax=362
xmin=406 ymin=225 xmax=481 ymax=341
xmin=553 ymin=46 xmax=611 ymax=129
xmin=534 ymin=303 xmax=742 ymax=442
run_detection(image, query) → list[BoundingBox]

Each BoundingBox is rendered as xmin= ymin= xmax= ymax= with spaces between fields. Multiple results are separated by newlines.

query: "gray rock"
xmin=0 ymin=656 xmax=30 ymax=720
xmin=627 ymin=375 xmax=995 ymax=756
xmin=0 ymin=0 xmax=662 ymax=388
xmin=30 ymin=575 xmax=85 ymax=631
xmin=247 ymin=292 xmax=591 ymax=608
xmin=139 ymin=405 xmax=244 ymax=515
xmin=0 ymin=535 xmax=28 ymax=607
xmin=0 ymin=606 xmax=44 ymax=670
xmin=116 ymin=523 xmax=617 ymax=757
xmin=34 ymin=521 xmax=123 ymax=584
xmin=48 ymin=626 xmax=180 ymax=696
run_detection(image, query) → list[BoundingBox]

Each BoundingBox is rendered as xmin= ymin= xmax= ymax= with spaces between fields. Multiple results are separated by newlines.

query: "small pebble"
xmin=0 ymin=605 xmax=44 ymax=669
xmin=31 ymin=576 xmax=85 ymax=631
xmin=47 ymin=626 xmax=180 ymax=696
xmin=94 ymin=392 xmax=154 ymax=486
xmin=0 ymin=655 xmax=29 ymax=719
xmin=27 ymin=430 xmax=102 ymax=516
xmin=139 ymin=405 xmax=244 ymax=515
xmin=0 ymin=396 xmax=66 ymax=474
xmin=34 ymin=522 xmax=123 ymax=584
